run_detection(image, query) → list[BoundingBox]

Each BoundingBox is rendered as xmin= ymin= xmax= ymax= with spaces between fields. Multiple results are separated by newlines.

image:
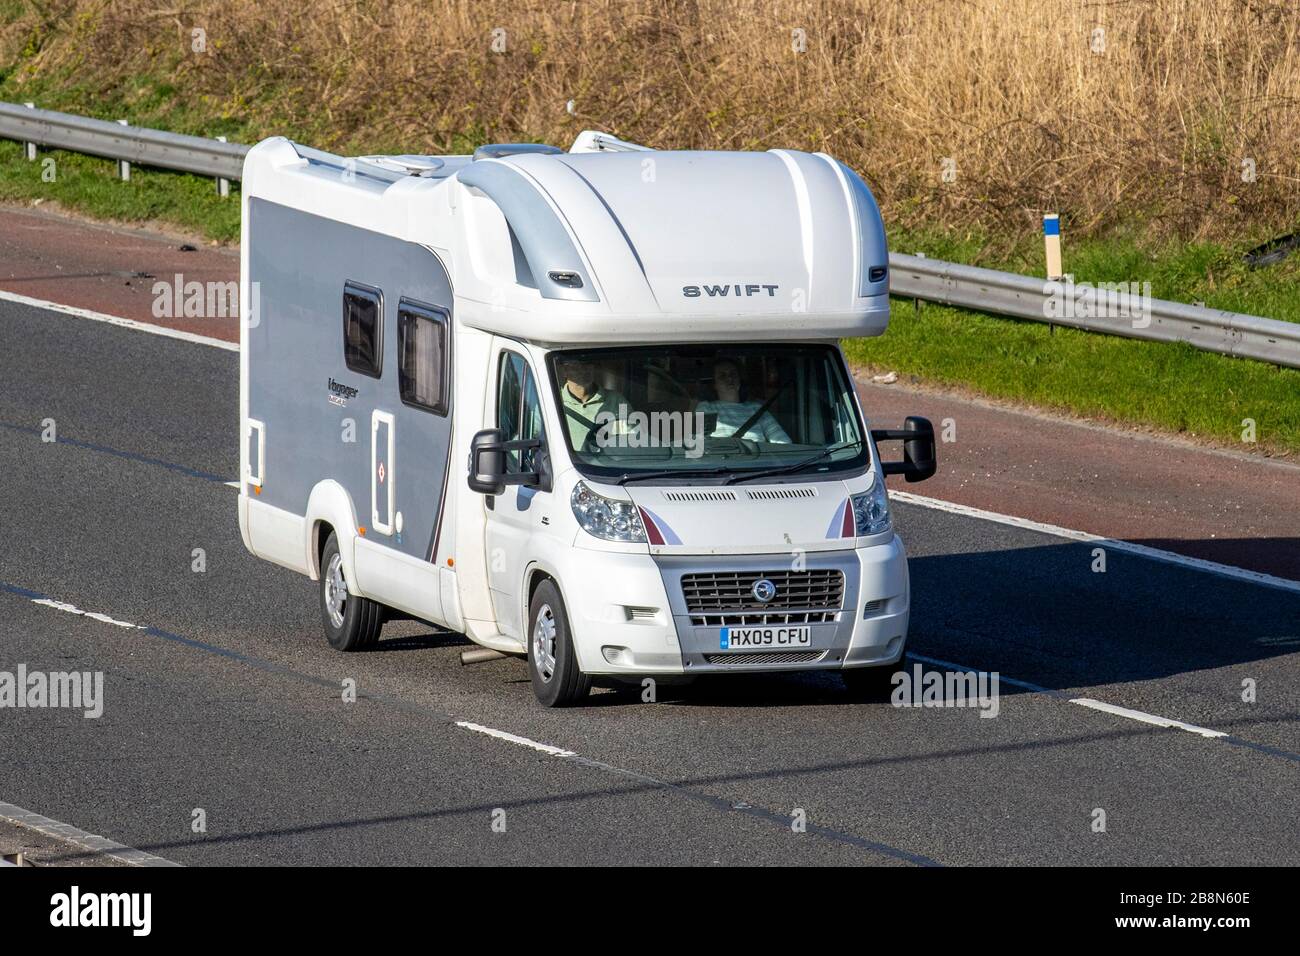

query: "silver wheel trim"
xmin=325 ymin=553 xmax=348 ymax=629
xmin=532 ymin=604 xmax=558 ymax=683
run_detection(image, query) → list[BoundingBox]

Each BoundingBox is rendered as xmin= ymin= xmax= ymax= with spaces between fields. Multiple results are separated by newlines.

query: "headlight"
xmin=571 ymin=481 xmax=647 ymax=543
xmin=851 ymin=472 xmax=891 ymax=536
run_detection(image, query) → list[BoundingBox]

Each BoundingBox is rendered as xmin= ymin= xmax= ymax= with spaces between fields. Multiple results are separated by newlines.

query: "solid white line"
xmin=454 ymin=721 xmax=577 ymax=757
xmin=0 ymin=799 xmax=180 ymax=867
xmin=0 ymin=288 xmax=237 ymax=351
xmin=890 ymin=489 xmax=1300 ymax=595
xmin=1068 ymin=698 xmax=1228 ymax=739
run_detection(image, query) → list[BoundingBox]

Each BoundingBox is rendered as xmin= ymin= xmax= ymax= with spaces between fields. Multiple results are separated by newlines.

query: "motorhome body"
xmin=238 ymin=131 xmax=936 ymax=706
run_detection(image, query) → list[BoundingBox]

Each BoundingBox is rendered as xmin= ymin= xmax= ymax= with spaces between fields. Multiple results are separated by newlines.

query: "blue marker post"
xmin=1043 ymin=214 xmax=1062 ymax=280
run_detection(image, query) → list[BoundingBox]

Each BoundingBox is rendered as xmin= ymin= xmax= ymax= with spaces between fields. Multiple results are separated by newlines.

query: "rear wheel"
xmin=319 ymin=532 xmax=383 ymax=651
xmin=528 ymin=580 xmax=590 ymax=707
xmin=841 ymin=663 xmax=899 ymax=700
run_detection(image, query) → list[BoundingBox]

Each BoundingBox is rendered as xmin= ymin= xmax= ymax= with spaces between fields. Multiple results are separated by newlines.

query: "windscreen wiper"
xmin=724 ymin=440 xmax=863 ymax=485
xmin=616 ymin=467 xmax=733 ymax=485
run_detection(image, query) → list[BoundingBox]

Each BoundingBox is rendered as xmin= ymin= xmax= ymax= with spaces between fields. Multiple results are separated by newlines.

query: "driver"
xmin=555 ymin=354 xmax=632 ymax=451
xmin=695 ymin=358 xmax=791 ymax=443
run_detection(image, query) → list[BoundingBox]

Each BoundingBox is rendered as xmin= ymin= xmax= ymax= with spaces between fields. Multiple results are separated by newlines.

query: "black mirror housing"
xmin=468 ymin=427 xmax=507 ymax=495
xmin=467 ymin=427 xmax=552 ymax=496
xmin=871 ymin=416 xmax=937 ymax=483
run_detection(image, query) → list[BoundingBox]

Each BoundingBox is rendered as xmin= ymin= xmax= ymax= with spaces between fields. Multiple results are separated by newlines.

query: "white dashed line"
xmin=29 ymin=598 xmax=144 ymax=629
xmin=454 ymin=721 xmax=577 ymax=757
xmin=1068 ymin=698 xmax=1228 ymax=738
xmin=0 ymin=289 xmax=237 ymax=352
xmin=0 ymin=799 xmax=180 ymax=867
xmin=891 ymin=490 xmax=1300 ymax=595
xmin=907 ymin=652 xmax=1232 ymax=744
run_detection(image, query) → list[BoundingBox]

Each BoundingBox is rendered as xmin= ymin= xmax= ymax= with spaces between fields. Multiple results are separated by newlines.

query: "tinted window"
xmin=343 ymin=282 xmax=382 ymax=377
xmin=398 ymin=301 xmax=448 ymax=415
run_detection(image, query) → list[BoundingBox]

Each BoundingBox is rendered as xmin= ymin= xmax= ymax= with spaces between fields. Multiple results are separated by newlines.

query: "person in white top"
xmin=695 ymin=358 xmax=792 ymax=444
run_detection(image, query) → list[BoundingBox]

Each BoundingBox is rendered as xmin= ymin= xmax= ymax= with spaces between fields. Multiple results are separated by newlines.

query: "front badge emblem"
xmin=751 ymin=578 xmax=776 ymax=603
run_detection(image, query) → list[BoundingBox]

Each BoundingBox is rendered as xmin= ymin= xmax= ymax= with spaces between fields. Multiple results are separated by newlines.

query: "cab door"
xmin=483 ymin=346 xmax=550 ymax=639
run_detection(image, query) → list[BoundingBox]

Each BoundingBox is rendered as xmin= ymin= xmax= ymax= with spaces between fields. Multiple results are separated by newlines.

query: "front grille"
xmin=690 ymin=610 xmax=837 ymax=627
xmin=704 ymin=650 xmax=828 ymax=665
xmin=681 ymin=569 xmax=845 ymax=613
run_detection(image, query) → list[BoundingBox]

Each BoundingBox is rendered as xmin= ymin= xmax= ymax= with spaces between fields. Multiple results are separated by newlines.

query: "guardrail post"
xmin=22 ymin=102 xmax=36 ymax=160
xmin=216 ymin=136 xmax=230 ymax=197
xmin=116 ymin=119 xmax=130 ymax=181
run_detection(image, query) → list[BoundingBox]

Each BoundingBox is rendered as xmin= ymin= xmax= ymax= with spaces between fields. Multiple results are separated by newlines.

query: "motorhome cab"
xmin=237 ymin=130 xmax=937 ymax=707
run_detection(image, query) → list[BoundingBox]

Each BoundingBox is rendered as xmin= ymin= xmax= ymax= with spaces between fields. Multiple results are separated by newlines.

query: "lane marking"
xmin=3 ymin=578 xmax=937 ymax=865
xmin=0 ymin=288 xmax=237 ymax=351
xmin=906 ymin=652 xmax=1297 ymax=761
xmin=891 ymin=489 xmax=1300 ymax=594
xmin=455 ymin=721 xmax=577 ymax=757
xmin=30 ymin=598 xmax=144 ymax=630
xmin=1068 ymin=698 xmax=1227 ymax=739
xmin=0 ymin=799 xmax=181 ymax=867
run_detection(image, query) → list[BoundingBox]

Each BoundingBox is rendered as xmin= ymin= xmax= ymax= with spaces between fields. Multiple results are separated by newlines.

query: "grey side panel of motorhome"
xmin=246 ymin=197 xmax=454 ymax=563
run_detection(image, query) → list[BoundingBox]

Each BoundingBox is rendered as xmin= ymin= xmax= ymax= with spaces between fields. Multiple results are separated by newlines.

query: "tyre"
xmin=841 ymin=662 xmax=900 ymax=700
xmin=527 ymin=579 xmax=590 ymax=707
xmin=319 ymin=532 xmax=383 ymax=651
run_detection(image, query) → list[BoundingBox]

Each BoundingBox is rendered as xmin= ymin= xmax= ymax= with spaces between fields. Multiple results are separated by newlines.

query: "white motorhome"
xmin=237 ymin=131 xmax=936 ymax=706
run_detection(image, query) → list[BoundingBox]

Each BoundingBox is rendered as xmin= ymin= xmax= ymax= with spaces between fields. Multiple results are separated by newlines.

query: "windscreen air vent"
xmin=744 ymin=487 xmax=818 ymax=500
xmin=662 ymin=490 xmax=739 ymax=502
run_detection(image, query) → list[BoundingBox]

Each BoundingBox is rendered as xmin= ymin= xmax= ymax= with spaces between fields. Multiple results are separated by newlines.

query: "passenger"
xmin=696 ymin=358 xmax=792 ymax=443
xmin=555 ymin=354 xmax=633 ymax=450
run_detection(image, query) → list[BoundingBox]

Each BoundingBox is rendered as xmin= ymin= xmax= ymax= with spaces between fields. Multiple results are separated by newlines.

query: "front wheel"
xmin=319 ymin=532 xmax=383 ymax=651
xmin=528 ymin=580 xmax=590 ymax=707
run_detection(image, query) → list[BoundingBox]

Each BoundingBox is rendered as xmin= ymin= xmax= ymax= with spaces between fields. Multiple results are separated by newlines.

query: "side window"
xmin=343 ymin=282 xmax=382 ymax=378
xmin=397 ymin=300 xmax=449 ymax=415
xmin=497 ymin=353 xmax=524 ymax=471
xmin=497 ymin=352 xmax=545 ymax=474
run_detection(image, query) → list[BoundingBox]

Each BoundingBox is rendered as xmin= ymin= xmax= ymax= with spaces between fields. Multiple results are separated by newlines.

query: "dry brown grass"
xmin=6 ymin=0 xmax=1300 ymax=246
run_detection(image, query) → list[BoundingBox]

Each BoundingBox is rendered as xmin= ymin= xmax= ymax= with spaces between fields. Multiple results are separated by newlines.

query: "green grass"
xmin=0 ymin=139 xmax=241 ymax=242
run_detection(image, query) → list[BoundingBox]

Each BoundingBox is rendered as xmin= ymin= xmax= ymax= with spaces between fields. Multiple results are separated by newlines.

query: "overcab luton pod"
xmin=238 ymin=129 xmax=936 ymax=706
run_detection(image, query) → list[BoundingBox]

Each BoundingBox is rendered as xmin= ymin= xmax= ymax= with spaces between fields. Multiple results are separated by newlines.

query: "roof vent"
xmin=473 ymin=143 xmax=563 ymax=161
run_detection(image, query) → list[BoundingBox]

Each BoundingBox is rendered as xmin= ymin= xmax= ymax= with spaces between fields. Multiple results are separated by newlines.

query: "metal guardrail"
xmin=889 ymin=253 xmax=1300 ymax=369
xmin=0 ymin=101 xmax=247 ymax=181
xmin=1 ymin=102 xmax=1297 ymax=369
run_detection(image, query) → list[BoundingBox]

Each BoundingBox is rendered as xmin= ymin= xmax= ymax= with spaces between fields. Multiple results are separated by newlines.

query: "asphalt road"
xmin=1 ymin=298 xmax=1297 ymax=866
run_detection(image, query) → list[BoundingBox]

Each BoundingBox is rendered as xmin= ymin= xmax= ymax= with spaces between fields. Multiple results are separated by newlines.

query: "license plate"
xmin=719 ymin=625 xmax=812 ymax=650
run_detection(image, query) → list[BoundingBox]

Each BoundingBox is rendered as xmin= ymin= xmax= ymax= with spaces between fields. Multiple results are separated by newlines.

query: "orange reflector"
xmin=447 ymin=557 xmax=454 ymax=567
xmin=358 ymin=527 xmax=366 ymax=535
xmin=253 ymin=485 xmax=261 ymax=495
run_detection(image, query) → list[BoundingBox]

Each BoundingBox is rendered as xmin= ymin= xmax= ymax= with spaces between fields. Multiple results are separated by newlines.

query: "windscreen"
xmin=546 ymin=343 xmax=869 ymax=483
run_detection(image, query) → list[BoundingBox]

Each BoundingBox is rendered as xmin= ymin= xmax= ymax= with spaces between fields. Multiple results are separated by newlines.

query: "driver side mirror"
xmin=467 ymin=427 xmax=552 ymax=495
xmin=871 ymin=416 xmax=937 ymax=483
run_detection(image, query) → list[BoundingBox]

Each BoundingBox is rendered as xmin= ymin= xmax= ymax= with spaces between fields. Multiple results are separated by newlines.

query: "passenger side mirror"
xmin=467 ymin=427 xmax=551 ymax=496
xmin=871 ymin=416 xmax=937 ymax=483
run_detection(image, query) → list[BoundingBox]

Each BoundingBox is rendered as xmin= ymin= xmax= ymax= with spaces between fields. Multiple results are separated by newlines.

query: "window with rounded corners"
xmin=397 ymin=299 xmax=450 ymax=415
xmin=342 ymin=281 xmax=383 ymax=378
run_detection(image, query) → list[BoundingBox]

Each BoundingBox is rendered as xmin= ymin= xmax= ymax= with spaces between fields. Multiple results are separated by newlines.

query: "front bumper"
xmin=564 ymin=536 xmax=910 ymax=676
